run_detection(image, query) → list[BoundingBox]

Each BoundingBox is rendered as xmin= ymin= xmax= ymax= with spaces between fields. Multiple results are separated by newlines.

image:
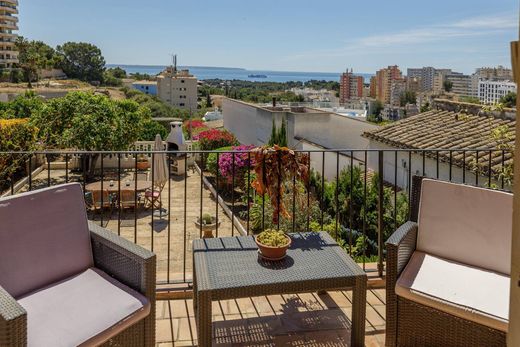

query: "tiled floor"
xmin=156 ymin=289 xmax=386 ymax=346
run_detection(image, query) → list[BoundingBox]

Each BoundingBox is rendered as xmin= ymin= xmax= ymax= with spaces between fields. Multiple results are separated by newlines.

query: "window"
xmin=180 ymin=103 xmax=185 ymax=107
xmin=181 ymin=80 xmax=185 ymax=83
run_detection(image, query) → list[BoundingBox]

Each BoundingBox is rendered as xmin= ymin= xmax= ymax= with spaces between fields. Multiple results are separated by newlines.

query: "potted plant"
xmin=136 ymin=154 xmax=150 ymax=170
xmin=255 ymin=229 xmax=292 ymax=260
xmin=195 ymin=213 xmax=220 ymax=238
xmin=251 ymin=145 xmax=309 ymax=224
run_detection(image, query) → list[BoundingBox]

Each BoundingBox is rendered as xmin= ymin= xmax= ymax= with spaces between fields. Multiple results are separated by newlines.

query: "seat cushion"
xmin=0 ymin=183 xmax=94 ymax=298
xmin=417 ymin=179 xmax=513 ymax=275
xmin=396 ymin=251 xmax=509 ymax=332
xmin=18 ymin=268 xmax=150 ymax=347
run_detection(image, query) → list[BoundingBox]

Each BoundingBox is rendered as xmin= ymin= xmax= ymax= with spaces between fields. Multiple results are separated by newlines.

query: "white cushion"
xmin=396 ymin=251 xmax=510 ymax=332
xmin=18 ymin=268 xmax=150 ymax=347
xmin=417 ymin=179 xmax=513 ymax=275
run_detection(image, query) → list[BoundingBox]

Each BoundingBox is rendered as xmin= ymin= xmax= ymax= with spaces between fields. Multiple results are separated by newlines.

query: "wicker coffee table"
xmin=193 ymin=232 xmax=367 ymax=346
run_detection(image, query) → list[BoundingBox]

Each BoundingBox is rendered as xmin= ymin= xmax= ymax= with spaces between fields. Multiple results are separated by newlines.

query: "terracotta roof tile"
xmin=363 ymin=109 xmax=515 ymax=176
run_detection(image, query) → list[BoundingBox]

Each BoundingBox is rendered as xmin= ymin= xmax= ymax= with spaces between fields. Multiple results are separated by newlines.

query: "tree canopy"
xmin=499 ymin=92 xmax=516 ymax=108
xmin=29 ymin=91 xmax=148 ymax=151
xmin=57 ymin=42 xmax=106 ymax=82
xmin=15 ymin=38 xmax=62 ymax=87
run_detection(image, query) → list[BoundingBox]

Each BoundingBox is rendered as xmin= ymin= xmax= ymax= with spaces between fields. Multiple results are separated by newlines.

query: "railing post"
xmin=377 ymin=150 xmax=384 ymax=277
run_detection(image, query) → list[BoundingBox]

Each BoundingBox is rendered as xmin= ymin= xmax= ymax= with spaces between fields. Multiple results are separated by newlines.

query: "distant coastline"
xmin=107 ymin=64 xmax=374 ymax=83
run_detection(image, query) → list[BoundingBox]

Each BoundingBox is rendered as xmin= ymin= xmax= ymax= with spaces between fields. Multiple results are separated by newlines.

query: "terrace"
xmin=1 ymin=140 xmax=515 ymax=346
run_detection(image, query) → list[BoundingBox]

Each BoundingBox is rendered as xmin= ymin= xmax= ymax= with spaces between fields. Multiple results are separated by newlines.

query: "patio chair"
xmin=0 ymin=183 xmax=156 ymax=347
xmin=144 ymin=182 xmax=165 ymax=210
xmin=386 ymin=176 xmax=512 ymax=347
xmin=91 ymin=189 xmax=114 ymax=214
xmin=119 ymin=189 xmax=141 ymax=211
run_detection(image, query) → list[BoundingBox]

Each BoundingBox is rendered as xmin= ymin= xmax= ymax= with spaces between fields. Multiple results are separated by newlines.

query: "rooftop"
xmin=363 ymin=100 xmax=515 ymax=175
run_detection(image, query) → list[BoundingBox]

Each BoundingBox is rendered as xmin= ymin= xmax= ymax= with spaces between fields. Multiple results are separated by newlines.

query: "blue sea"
xmin=107 ymin=64 xmax=373 ymax=83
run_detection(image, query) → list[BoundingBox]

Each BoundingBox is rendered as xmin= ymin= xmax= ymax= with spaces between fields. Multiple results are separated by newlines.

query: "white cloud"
xmin=354 ymin=13 xmax=516 ymax=48
xmin=451 ymin=14 xmax=518 ymax=30
xmin=284 ymin=13 xmax=517 ymax=62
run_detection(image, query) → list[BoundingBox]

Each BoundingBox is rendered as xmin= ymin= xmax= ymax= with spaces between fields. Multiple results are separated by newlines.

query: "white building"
xmin=478 ymin=80 xmax=517 ymax=104
xmin=222 ymin=98 xmax=379 ymax=180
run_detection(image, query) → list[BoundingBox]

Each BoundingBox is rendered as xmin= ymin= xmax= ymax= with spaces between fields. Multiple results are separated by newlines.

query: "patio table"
xmin=85 ymin=180 xmax=152 ymax=193
xmin=193 ymin=232 xmax=367 ymax=347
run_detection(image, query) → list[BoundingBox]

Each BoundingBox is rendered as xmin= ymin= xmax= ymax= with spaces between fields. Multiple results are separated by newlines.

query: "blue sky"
xmin=20 ymin=0 xmax=519 ymax=74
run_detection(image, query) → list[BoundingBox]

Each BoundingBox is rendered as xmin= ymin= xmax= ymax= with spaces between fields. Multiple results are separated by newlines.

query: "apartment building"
xmin=476 ymin=65 xmax=513 ymax=81
xmin=369 ymin=76 xmax=377 ymax=98
xmin=375 ymin=65 xmax=402 ymax=104
xmin=407 ymin=67 xmax=452 ymax=92
xmin=445 ymin=72 xmax=474 ymax=97
xmin=157 ymin=67 xmax=198 ymax=112
xmin=339 ymin=69 xmax=364 ymax=103
xmin=407 ymin=76 xmax=421 ymax=93
xmin=0 ymin=0 xmax=18 ymax=68
xmin=390 ymin=79 xmax=406 ymax=106
xmin=478 ymin=80 xmax=517 ymax=104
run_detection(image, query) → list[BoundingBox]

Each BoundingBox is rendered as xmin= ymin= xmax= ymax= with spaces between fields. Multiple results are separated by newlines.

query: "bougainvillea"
xmin=196 ymin=129 xmax=238 ymax=151
xmin=183 ymin=119 xmax=209 ymax=140
xmin=218 ymin=145 xmax=256 ymax=185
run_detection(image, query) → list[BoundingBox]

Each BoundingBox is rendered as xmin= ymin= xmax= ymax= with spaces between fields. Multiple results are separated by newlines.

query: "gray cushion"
xmin=18 ymin=268 xmax=150 ymax=347
xmin=0 ymin=183 xmax=94 ymax=298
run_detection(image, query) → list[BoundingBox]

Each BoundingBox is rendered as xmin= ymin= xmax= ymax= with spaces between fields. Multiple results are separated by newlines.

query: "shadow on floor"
xmin=213 ymin=297 xmax=352 ymax=346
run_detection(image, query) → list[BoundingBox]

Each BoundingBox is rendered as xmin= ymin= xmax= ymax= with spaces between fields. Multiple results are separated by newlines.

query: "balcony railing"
xmin=0 ymin=148 xmax=512 ymax=288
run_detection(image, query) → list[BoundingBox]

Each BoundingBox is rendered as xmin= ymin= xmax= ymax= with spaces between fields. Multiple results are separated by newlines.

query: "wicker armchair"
xmin=0 ymin=184 xmax=156 ymax=347
xmin=386 ymin=176 xmax=512 ymax=347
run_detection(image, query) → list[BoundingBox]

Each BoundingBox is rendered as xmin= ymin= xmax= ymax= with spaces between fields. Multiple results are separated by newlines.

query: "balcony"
xmin=0 ymin=147 xmax=513 ymax=346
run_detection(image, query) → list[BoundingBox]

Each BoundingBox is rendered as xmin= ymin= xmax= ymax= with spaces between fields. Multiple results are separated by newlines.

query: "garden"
xmin=194 ymin=120 xmax=409 ymax=262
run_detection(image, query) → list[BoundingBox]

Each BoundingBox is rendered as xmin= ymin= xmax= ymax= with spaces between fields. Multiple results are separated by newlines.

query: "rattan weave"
xmin=0 ymin=222 xmax=156 ymax=347
xmin=193 ymin=232 xmax=367 ymax=347
xmin=385 ymin=176 xmax=507 ymax=347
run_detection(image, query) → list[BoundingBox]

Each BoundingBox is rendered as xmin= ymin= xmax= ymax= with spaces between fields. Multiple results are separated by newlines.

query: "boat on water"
xmin=248 ymin=74 xmax=267 ymax=78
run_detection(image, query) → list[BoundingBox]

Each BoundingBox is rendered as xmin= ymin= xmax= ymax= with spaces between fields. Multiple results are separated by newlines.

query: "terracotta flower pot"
xmin=195 ymin=217 xmax=220 ymax=238
xmin=137 ymin=161 xmax=149 ymax=170
xmin=255 ymin=234 xmax=291 ymax=260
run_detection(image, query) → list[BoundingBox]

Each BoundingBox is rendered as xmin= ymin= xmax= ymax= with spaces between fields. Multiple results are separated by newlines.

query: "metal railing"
xmin=0 ymin=148 xmax=513 ymax=287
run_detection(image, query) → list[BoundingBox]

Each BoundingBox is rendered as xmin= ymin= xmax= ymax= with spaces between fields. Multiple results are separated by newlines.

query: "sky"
xmin=19 ymin=0 xmax=519 ymax=74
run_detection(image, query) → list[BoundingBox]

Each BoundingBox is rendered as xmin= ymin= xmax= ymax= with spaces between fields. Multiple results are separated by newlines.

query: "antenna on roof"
xmin=170 ymin=53 xmax=178 ymax=72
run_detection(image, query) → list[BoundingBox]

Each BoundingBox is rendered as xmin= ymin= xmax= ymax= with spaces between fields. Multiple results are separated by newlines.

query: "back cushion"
xmin=0 ymin=183 xmax=93 ymax=298
xmin=417 ymin=179 xmax=513 ymax=275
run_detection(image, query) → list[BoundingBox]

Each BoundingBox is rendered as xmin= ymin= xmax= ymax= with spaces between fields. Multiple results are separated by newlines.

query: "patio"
xmin=0 ymin=148 xmax=514 ymax=346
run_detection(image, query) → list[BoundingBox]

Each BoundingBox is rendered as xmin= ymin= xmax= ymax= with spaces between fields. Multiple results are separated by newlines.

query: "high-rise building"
xmin=407 ymin=67 xmax=452 ymax=92
xmin=375 ymin=65 xmax=402 ymax=104
xmin=407 ymin=76 xmax=422 ymax=93
xmin=390 ymin=79 xmax=407 ymax=107
xmin=339 ymin=69 xmax=364 ymax=103
xmin=369 ymin=76 xmax=377 ymax=98
xmin=157 ymin=67 xmax=198 ymax=113
xmin=0 ymin=0 xmax=19 ymax=68
xmin=478 ymin=80 xmax=517 ymax=104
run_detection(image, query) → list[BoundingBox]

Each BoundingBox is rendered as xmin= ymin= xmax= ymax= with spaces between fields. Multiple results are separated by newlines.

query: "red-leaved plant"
xmin=251 ymin=145 xmax=309 ymax=224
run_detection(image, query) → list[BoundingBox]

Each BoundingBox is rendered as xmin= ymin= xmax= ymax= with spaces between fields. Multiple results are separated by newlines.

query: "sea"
xmin=107 ymin=64 xmax=373 ymax=83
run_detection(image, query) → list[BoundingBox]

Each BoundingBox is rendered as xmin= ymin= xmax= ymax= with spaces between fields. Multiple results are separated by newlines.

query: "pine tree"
xmin=268 ymin=118 xmax=277 ymax=146
xmin=206 ymin=94 xmax=212 ymax=108
xmin=278 ymin=116 xmax=287 ymax=147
